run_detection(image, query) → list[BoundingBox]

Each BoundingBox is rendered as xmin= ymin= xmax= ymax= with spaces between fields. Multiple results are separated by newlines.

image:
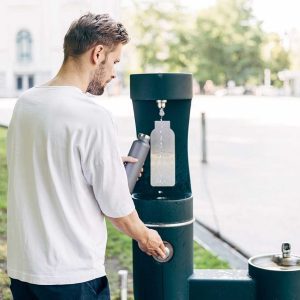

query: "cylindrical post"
xmin=118 ymin=270 xmax=128 ymax=300
xmin=201 ymin=112 xmax=207 ymax=163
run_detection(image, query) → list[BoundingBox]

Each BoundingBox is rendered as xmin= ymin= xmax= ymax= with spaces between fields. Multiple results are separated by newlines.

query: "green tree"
xmin=131 ymin=1 xmax=192 ymax=72
xmin=262 ymin=33 xmax=290 ymax=87
xmin=127 ymin=0 xmax=290 ymax=88
xmin=192 ymin=0 xmax=264 ymax=86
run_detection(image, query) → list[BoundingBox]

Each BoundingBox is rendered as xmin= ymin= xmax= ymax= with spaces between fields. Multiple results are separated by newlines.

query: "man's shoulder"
xmin=17 ymin=87 xmax=37 ymax=101
xmin=68 ymin=94 xmax=115 ymax=132
xmin=79 ymin=95 xmax=113 ymax=123
xmin=15 ymin=86 xmax=114 ymax=128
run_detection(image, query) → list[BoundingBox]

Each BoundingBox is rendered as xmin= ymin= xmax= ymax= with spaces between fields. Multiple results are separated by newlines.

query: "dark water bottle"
xmin=125 ymin=133 xmax=150 ymax=193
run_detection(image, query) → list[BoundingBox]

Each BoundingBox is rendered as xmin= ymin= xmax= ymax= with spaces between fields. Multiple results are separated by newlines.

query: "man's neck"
xmin=46 ymin=59 xmax=92 ymax=93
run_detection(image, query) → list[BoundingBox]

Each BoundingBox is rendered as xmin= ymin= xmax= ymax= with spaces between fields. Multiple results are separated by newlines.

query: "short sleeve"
xmin=80 ymin=111 xmax=135 ymax=218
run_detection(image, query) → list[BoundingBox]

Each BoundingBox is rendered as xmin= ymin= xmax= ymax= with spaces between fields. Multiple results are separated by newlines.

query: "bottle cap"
xmin=138 ymin=133 xmax=150 ymax=142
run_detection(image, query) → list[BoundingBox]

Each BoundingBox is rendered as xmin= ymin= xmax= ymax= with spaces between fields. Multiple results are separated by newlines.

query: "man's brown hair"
xmin=63 ymin=13 xmax=129 ymax=62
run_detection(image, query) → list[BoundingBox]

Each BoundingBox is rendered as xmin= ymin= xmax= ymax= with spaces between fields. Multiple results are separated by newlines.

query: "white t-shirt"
xmin=6 ymin=86 xmax=135 ymax=285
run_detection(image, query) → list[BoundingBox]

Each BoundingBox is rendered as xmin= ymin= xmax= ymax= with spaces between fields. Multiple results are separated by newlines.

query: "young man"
xmin=7 ymin=13 xmax=166 ymax=300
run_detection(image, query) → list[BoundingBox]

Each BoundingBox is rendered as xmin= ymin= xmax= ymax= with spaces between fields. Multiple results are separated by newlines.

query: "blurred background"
xmin=1 ymin=0 xmax=300 ymax=298
xmin=1 ymin=0 xmax=300 ymax=97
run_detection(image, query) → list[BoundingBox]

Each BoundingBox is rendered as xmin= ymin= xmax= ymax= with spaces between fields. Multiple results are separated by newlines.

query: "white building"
xmin=0 ymin=0 xmax=120 ymax=97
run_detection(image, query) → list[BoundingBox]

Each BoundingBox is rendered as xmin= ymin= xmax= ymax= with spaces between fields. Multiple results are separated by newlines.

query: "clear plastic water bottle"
xmin=150 ymin=121 xmax=175 ymax=187
xmin=125 ymin=133 xmax=150 ymax=193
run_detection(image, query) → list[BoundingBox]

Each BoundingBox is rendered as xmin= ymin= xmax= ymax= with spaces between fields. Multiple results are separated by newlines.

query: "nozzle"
xmin=156 ymin=100 xmax=167 ymax=109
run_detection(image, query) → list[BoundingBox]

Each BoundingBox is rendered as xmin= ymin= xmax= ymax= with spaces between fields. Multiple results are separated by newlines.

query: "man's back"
xmin=6 ymin=86 xmax=134 ymax=285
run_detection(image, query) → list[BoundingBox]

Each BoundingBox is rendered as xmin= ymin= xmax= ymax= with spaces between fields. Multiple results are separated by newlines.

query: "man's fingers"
xmin=156 ymin=246 xmax=167 ymax=259
xmin=138 ymin=167 xmax=144 ymax=178
xmin=159 ymin=243 xmax=166 ymax=253
xmin=127 ymin=156 xmax=138 ymax=163
xmin=122 ymin=156 xmax=138 ymax=163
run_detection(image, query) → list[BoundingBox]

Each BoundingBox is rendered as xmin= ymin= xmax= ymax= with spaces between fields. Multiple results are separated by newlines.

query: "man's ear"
xmin=91 ymin=45 xmax=105 ymax=65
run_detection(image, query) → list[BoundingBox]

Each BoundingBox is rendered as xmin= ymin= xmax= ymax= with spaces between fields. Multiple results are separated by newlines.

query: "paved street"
xmin=1 ymin=95 xmax=300 ymax=257
xmin=189 ymin=96 xmax=300 ymax=257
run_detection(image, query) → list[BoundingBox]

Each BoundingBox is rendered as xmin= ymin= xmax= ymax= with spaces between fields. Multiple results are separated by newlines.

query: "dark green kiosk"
xmin=130 ymin=73 xmax=194 ymax=300
xmin=129 ymin=73 xmax=300 ymax=300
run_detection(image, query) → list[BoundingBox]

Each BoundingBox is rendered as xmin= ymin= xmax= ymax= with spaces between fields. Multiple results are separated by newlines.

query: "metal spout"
xmin=156 ymin=100 xmax=167 ymax=109
xmin=282 ymin=243 xmax=291 ymax=258
xmin=271 ymin=242 xmax=300 ymax=267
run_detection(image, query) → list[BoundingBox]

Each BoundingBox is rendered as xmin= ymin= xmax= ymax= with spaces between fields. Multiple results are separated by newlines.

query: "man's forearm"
xmin=107 ymin=210 xmax=149 ymax=244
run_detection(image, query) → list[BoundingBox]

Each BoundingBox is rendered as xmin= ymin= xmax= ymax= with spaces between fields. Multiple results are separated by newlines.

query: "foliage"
xmin=0 ymin=127 xmax=7 ymax=212
xmin=262 ymin=32 xmax=290 ymax=87
xmin=129 ymin=0 xmax=290 ymax=87
xmin=0 ymin=128 xmax=10 ymax=300
xmin=131 ymin=0 xmax=193 ymax=73
xmin=192 ymin=0 xmax=264 ymax=86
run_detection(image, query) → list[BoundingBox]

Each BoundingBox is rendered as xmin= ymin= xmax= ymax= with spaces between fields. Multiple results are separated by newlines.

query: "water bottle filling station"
xmin=129 ymin=73 xmax=300 ymax=300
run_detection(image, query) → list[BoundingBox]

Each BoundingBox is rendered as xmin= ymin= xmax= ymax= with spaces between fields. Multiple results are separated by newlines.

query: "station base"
xmin=189 ymin=269 xmax=256 ymax=300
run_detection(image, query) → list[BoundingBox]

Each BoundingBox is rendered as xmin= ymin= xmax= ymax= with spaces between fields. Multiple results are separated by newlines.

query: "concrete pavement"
xmin=0 ymin=99 xmax=17 ymax=127
xmin=189 ymin=96 xmax=300 ymax=256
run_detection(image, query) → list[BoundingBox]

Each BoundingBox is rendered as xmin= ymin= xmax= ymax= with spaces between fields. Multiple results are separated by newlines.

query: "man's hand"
xmin=108 ymin=211 xmax=166 ymax=259
xmin=122 ymin=156 xmax=138 ymax=164
xmin=138 ymin=229 xmax=166 ymax=259
xmin=122 ymin=156 xmax=143 ymax=179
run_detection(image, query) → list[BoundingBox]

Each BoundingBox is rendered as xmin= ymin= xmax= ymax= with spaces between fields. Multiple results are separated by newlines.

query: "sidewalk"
xmin=0 ymin=99 xmax=17 ymax=127
xmin=1 ymin=95 xmax=300 ymax=257
xmin=189 ymin=96 xmax=300 ymax=256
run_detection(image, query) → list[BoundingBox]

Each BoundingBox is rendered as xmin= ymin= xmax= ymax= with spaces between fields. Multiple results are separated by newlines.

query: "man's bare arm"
xmin=107 ymin=210 xmax=166 ymax=258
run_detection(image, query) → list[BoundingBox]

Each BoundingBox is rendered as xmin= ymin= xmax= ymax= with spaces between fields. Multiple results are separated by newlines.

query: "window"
xmin=16 ymin=30 xmax=32 ymax=63
xmin=16 ymin=76 xmax=23 ymax=90
xmin=15 ymin=75 xmax=35 ymax=91
xmin=28 ymin=75 xmax=34 ymax=88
